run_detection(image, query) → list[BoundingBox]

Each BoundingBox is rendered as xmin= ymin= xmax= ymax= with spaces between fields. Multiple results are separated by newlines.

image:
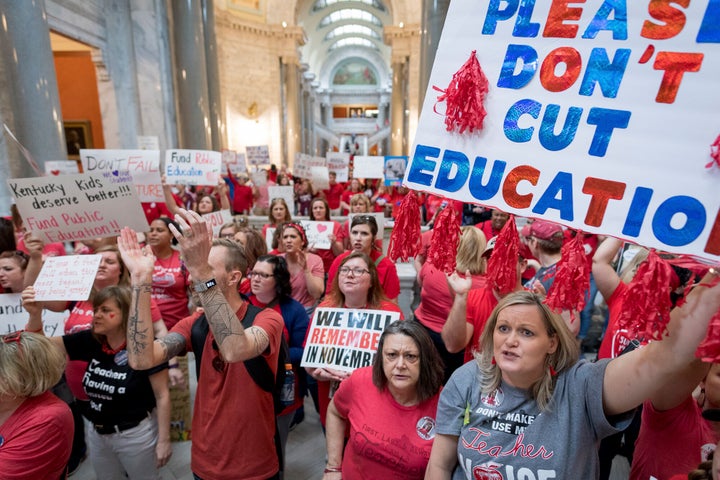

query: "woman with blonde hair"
xmin=0 ymin=331 xmax=73 ymax=479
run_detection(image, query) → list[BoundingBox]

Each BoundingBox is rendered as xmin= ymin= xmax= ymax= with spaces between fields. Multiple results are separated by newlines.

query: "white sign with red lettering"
xmin=165 ymin=149 xmax=222 ymax=186
xmin=80 ymin=149 xmax=163 ymax=202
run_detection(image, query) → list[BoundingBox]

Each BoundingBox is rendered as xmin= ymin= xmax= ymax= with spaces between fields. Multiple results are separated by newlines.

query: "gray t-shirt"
xmin=436 ymin=359 xmax=630 ymax=479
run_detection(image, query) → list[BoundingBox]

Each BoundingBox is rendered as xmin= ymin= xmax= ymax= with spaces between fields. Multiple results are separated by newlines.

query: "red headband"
xmin=283 ymin=222 xmax=308 ymax=247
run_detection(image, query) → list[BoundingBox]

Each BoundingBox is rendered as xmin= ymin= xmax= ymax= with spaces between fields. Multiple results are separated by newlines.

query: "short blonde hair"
xmin=0 ymin=332 xmax=66 ymax=397
xmin=456 ymin=226 xmax=488 ymax=275
xmin=350 ymin=193 xmax=371 ymax=212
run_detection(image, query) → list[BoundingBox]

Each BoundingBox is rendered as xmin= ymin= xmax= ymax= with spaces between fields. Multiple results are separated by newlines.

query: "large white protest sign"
xmin=33 ymin=255 xmax=102 ymax=301
xmin=80 ymin=149 xmax=163 ymax=202
xmin=311 ymin=166 xmax=330 ymax=190
xmin=404 ymin=1 xmax=720 ymax=262
xmin=45 ymin=160 xmax=79 ymax=176
xmin=0 ymin=294 xmax=67 ymax=337
xmin=203 ymin=209 xmax=234 ymax=236
xmin=327 ymin=152 xmax=350 ymax=182
xmin=353 ymin=156 xmax=385 ymax=179
xmin=300 ymin=221 xmax=335 ymax=250
xmin=293 ymin=153 xmax=312 ymax=179
xmin=9 ymin=172 xmax=149 ymax=244
xmin=246 ymin=145 xmax=270 ymax=166
xmin=301 ymin=307 xmax=401 ymax=372
xmin=268 ymin=185 xmax=296 ymax=215
xmin=165 ymin=149 xmax=221 ymax=186
xmin=228 ymin=153 xmax=248 ymax=175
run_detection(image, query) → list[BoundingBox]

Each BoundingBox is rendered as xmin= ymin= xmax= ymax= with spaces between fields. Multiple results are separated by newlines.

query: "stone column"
xmin=418 ymin=0 xmax=450 ymax=107
xmin=201 ymin=0 xmax=225 ymax=150
xmin=283 ymin=57 xmax=301 ymax=164
xmin=0 ymin=0 xmax=65 ymax=181
xmin=170 ymin=0 xmax=211 ymax=149
xmin=390 ymin=57 xmax=407 ymax=156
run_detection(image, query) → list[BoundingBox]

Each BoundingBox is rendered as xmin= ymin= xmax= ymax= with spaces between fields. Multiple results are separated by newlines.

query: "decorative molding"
xmin=90 ymin=48 xmax=110 ymax=82
xmin=216 ymin=14 xmax=307 ymax=45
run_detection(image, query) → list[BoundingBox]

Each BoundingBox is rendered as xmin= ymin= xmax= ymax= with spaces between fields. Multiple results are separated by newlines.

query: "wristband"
xmin=168 ymin=364 xmax=179 ymax=369
xmin=323 ymin=467 xmax=342 ymax=473
xmin=23 ymin=325 xmax=43 ymax=333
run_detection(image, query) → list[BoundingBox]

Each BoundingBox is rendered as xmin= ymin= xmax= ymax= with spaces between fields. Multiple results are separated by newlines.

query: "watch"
xmin=193 ymin=278 xmax=217 ymax=293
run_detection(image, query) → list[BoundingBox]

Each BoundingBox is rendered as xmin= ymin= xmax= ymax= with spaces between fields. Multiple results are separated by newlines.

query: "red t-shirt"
xmin=597 ymin=281 xmax=639 ymax=360
xmin=279 ymin=252 xmax=324 ymax=307
xmin=231 ymin=184 xmax=254 ymax=215
xmin=326 ymin=250 xmax=400 ymax=300
xmin=463 ymin=287 xmax=500 ymax=363
xmin=141 ymin=201 xmax=173 ymax=224
xmin=151 ymin=251 xmax=190 ymax=329
xmin=323 ymin=183 xmax=345 ymax=210
xmin=0 ymin=392 xmax=73 ymax=480
xmin=171 ymin=303 xmax=284 ymax=480
xmin=16 ymin=237 xmax=65 ymax=258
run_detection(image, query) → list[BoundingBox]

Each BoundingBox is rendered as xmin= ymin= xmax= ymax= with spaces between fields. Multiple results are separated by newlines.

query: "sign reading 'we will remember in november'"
xmin=403 ymin=1 xmax=720 ymax=262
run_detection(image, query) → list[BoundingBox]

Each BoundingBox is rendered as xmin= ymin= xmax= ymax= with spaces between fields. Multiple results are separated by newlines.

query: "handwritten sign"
xmin=294 ymin=153 xmax=312 ymax=179
xmin=45 ymin=160 xmax=79 ymax=176
xmin=268 ymin=185 xmax=296 ymax=216
xmin=80 ymin=149 xmax=163 ymax=202
xmin=9 ymin=172 xmax=149 ymax=244
xmin=246 ymin=145 xmax=270 ymax=166
xmin=0 ymin=294 xmax=67 ymax=337
xmin=353 ymin=156 xmax=385 ymax=179
xmin=228 ymin=153 xmax=248 ymax=175
xmin=404 ymin=1 xmax=720 ymax=262
xmin=137 ymin=136 xmax=160 ymax=150
xmin=33 ymin=255 xmax=102 ymax=301
xmin=327 ymin=152 xmax=350 ymax=182
xmin=203 ymin=209 xmax=234 ymax=236
xmin=300 ymin=221 xmax=335 ymax=250
xmin=301 ymin=307 xmax=401 ymax=372
xmin=384 ymin=156 xmax=407 ymax=186
xmin=311 ymin=166 xmax=330 ymax=190
xmin=265 ymin=227 xmax=276 ymax=251
xmin=165 ymin=149 xmax=221 ymax=186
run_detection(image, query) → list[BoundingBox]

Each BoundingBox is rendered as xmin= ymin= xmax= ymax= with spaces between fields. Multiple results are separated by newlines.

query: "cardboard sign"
xmin=9 ymin=172 xmax=149 ymax=244
xmin=327 ymin=152 xmax=350 ymax=182
xmin=384 ymin=156 xmax=408 ymax=186
xmin=33 ymin=255 xmax=102 ymax=301
xmin=353 ymin=156 xmax=385 ymax=179
xmin=311 ymin=166 xmax=330 ymax=190
xmin=45 ymin=160 xmax=79 ymax=176
xmin=0 ymin=294 xmax=67 ymax=337
xmin=265 ymin=227 xmax=276 ymax=251
xmin=165 ymin=149 xmax=221 ymax=186
xmin=404 ymin=1 xmax=720 ymax=262
xmin=293 ymin=153 xmax=312 ymax=179
xmin=300 ymin=221 xmax=335 ymax=250
xmin=250 ymin=168 xmax=267 ymax=186
xmin=80 ymin=149 xmax=163 ymax=202
xmin=268 ymin=185 xmax=296 ymax=216
xmin=203 ymin=209 xmax=234 ymax=236
xmin=246 ymin=145 xmax=270 ymax=166
xmin=301 ymin=307 xmax=401 ymax=372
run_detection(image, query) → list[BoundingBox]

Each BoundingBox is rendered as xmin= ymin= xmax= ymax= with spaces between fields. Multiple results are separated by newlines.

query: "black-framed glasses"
xmin=247 ymin=271 xmax=273 ymax=280
xmin=338 ymin=267 xmax=369 ymax=277
xmin=211 ymin=340 xmax=226 ymax=373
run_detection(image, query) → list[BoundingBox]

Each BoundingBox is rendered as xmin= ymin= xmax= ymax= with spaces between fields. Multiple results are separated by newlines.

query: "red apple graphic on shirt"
xmin=473 ymin=463 xmax=503 ymax=480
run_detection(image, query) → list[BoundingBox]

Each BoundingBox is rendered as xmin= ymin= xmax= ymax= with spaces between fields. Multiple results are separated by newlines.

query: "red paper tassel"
xmin=695 ymin=276 xmax=720 ymax=361
xmin=433 ymin=50 xmax=489 ymax=135
xmin=616 ymin=250 xmax=675 ymax=341
xmin=706 ymin=133 xmax=720 ymax=169
xmin=388 ymin=191 xmax=422 ymax=262
xmin=426 ymin=207 xmax=461 ymax=274
xmin=486 ymin=215 xmax=520 ymax=295
xmin=544 ymin=234 xmax=590 ymax=319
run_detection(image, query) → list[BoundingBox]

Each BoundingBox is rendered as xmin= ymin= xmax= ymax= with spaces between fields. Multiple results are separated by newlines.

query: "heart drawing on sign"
xmin=50 ymin=170 xmax=60 ymax=176
xmin=317 ymin=224 xmax=328 ymax=233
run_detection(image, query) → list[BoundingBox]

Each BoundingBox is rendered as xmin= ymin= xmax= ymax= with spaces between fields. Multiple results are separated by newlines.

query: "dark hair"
xmin=91 ymin=285 xmax=131 ymax=343
xmin=281 ymin=222 xmax=308 ymax=249
xmin=327 ymin=252 xmax=386 ymax=308
xmin=151 ymin=217 xmax=179 ymax=245
xmin=212 ymin=238 xmax=248 ymax=276
xmin=0 ymin=218 xmax=16 ymax=253
xmin=196 ymin=193 xmax=220 ymax=213
xmin=235 ymin=227 xmax=267 ymax=270
xmin=0 ymin=250 xmax=28 ymax=270
xmin=350 ymin=215 xmax=378 ymax=238
xmin=254 ymin=255 xmax=292 ymax=299
xmin=372 ymin=320 xmax=444 ymax=403
xmin=310 ymin=197 xmax=331 ymax=221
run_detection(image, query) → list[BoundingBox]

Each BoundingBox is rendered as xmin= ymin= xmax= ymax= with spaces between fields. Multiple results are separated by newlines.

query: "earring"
xmin=548 ymin=365 xmax=558 ymax=377
xmin=491 ymin=356 xmax=496 ymax=365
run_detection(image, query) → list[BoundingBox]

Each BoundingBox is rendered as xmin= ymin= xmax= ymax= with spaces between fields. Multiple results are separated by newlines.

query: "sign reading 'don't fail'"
xmin=8 ymin=172 xmax=149 ymax=244
xmin=405 ymin=1 xmax=720 ymax=262
xmin=301 ymin=307 xmax=401 ymax=373
xmin=165 ymin=149 xmax=222 ymax=186
xmin=80 ymin=149 xmax=163 ymax=202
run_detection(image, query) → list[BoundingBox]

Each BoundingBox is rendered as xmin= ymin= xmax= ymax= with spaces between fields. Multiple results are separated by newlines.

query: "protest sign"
xmin=9 ymin=171 xmax=149 ymax=244
xmin=301 ymin=307 xmax=401 ymax=372
xmin=202 ymin=209 xmax=234 ymax=236
xmin=228 ymin=153 xmax=248 ymax=175
xmin=300 ymin=221 xmax=335 ymax=250
xmin=222 ymin=149 xmax=237 ymax=169
xmin=353 ymin=156 xmax=385 ymax=179
xmin=268 ymin=185 xmax=296 ymax=215
xmin=294 ymin=153 xmax=312 ymax=179
xmin=80 ymin=149 xmax=163 ymax=202
xmin=404 ymin=1 xmax=720 ymax=262
xmin=165 ymin=149 xmax=221 ymax=186
xmin=311 ymin=166 xmax=330 ymax=190
xmin=33 ymin=255 xmax=101 ymax=301
xmin=384 ymin=156 xmax=408 ymax=186
xmin=250 ymin=168 xmax=267 ymax=186
xmin=327 ymin=152 xmax=350 ymax=182
xmin=45 ymin=160 xmax=79 ymax=176
xmin=137 ymin=136 xmax=160 ymax=150
xmin=265 ymin=227 xmax=276 ymax=251
xmin=246 ymin=145 xmax=270 ymax=166
xmin=0 ymin=294 xmax=67 ymax=337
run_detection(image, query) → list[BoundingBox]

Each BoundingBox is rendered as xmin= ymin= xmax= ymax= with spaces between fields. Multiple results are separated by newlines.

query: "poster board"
xmin=9 ymin=172 xmax=149 ymax=244
xmin=246 ymin=145 xmax=270 ymax=166
xmin=300 ymin=221 xmax=335 ymax=250
xmin=404 ymin=1 xmax=720 ymax=262
xmin=311 ymin=166 xmax=330 ymax=190
xmin=268 ymin=185 xmax=296 ymax=216
xmin=384 ymin=156 xmax=408 ymax=186
xmin=165 ymin=149 xmax=222 ymax=186
xmin=353 ymin=156 xmax=385 ymax=179
xmin=301 ymin=307 xmax=401 ymax=372
xmin=33 ymin=255 xmax=102 ymax=301
xmin=0 ymin=294 xmax=67 ymax=337
xmin=45 ymin=160 xmax=79 ymax=176
xmin=80 ymin=149 xmax=163 ymax=202
xmin=327 ymin=152 xmax=350 ymax=182
xmin=202 ymin=209 xmax=234 ymax=236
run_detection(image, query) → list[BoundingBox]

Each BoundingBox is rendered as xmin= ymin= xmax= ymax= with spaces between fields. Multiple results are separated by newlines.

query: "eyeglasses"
xmin=338 ymin=267 xmax=369 ymax=277
xmin=211 ymin=340 xmax=226 ymax=373
xmin=247 ymin=271 xmax=273 ymax=280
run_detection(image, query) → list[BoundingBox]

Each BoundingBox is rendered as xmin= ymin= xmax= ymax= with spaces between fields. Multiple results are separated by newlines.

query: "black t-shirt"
xmin=62 ymin=330 xmax=166 ymax=425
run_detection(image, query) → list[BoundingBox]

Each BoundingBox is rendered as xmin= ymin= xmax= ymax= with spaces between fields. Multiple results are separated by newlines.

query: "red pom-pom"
xmin=707 ymin=133 xmax=720 ymax=169
xmin=433 ymin=50 xmax=489 ymax=135
xmin=388 ymin=191 xmax=422 ymax=262
xmin=616 ymin=250 xmax=675 ymax=341
xmin=695 ymin=277 xmax=720 ymax=361
xmin=426 ymin=207 xmax=461 ymax=274
xmin=486 ymin=215 xmax=520 ymax=295
xmin=544 ymin=234 xmax=590 ymax=320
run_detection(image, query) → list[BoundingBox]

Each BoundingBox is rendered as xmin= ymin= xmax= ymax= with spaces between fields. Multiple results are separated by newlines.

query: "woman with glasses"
xmin=307 ymin=197 xmax=344 ymax=274
xmin=218 ymin=219 xmax=248 ymax=240
xmin=323 ymin=320 xmax=443 ymax=480
xmin=247 ymin=255 xmax=309 ymax=465
xmin=307 ymin=252 xmax=403 ymax=427
xmin=279 ymin=222 xmax=324 ymax=316
xmin=327 ymin=215 xmax=400 ymax=303
xmin=0 ymin=331 xmax=73 ymax=479
xmin=23 ymin=285 xmax=172 ymax=480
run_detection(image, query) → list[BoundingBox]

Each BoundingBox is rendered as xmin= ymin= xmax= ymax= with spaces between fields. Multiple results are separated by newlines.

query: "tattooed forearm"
xmin=246 ymin=327 xmax=270 ymax=356
xmin=158 ymin=333 xmax=187 ymax=362
xmin=199 ymin=288 xmax=245 ymax=345
xmin=129 ymin=284 xmax=153 ymax=356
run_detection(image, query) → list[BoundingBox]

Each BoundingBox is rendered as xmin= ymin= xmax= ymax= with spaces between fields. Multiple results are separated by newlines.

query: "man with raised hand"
xmin=118 ymin=209 xmax=284 ymax=480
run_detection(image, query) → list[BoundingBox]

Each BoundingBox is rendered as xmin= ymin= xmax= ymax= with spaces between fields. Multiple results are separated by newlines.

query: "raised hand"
xmin=117 ymin=227 xmax=155 ymax=280
xmin=446 ymin=270 xmax=473 ymax=296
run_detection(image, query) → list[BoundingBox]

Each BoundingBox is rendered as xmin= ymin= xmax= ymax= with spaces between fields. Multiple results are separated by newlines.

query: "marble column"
xmin=201 ymin=0 xmax=225 ymax=150
xmin=390 ymin=58 xmax=407 ymax=156
xmin=418 ymin=0 xmax=450 ymax=107
xmin=284 ymin=58 xmax=301 ymax=165
xmin=0 ymin=0 xmax=65 ymax=180
xmin=170 ymin=0 xmax=211 ymax=149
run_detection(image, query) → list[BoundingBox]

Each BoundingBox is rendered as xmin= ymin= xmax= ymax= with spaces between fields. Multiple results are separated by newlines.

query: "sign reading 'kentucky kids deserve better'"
xmin=404 ymin=1 xmax=720 ymax=262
